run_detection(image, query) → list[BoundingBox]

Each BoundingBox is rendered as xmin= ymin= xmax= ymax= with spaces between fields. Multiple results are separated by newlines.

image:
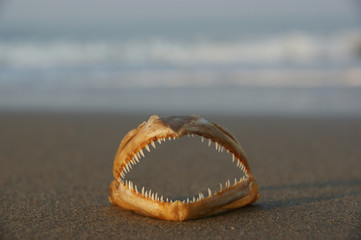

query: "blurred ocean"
xmin=0 ymin=0 xmax=361 ymax=115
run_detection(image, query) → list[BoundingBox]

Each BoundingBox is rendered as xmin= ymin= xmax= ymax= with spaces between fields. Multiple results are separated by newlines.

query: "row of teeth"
xmin=119 ymin=176 xmax=248 ymax=203
xmin=119 ymin=134 xmax=247 ymax=179
xmin=117 ymin=134 xmax=248 ymax=202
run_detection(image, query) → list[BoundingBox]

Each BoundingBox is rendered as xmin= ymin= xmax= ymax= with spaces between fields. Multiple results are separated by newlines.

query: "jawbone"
xmin=109 ymin=115 xmax=259 ymax=221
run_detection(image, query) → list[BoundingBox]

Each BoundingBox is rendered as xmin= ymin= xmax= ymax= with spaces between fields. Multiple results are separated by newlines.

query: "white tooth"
xmin=145 ymin=145 xmax=151 ymax=152
xmin=193 ymin=196 xmax=196 ymax=202
xmin=201 ymin=136 xmax=204 ymax=143
xmin=117 ymin=177 xmax=121 ymax=182
xmin=182 ymin=200 xmax=185 ymax=203
xmin=237 ymin=161 xmax=240 ymax=167
xmin=142 ymin=187 xmax=144 ymax=195
xmin=135 ymin=185 xmax=138 ymax=193
xmin=227 ymin=179 xmax=231 ymax=188
xmin=173 ymin=136 xmax=176 ymax=140
xmin=151 ymin=193 xmax=154 ymax=200
xmin=137 ymin=152 xmax=141 ymax=159
xmin=232 ymin=154 xmax=235 ymax=162
xmin=220 ymin=183 xmax=223 ymax=191
xmin=155 ymin=193 xmax=158 ymax=201
xmin=200 ymin=193 xmax=204 ymax=199
xmin=221 ymin=146 xmax=224 ymax=153
xmin=128 ymin=181 xmax=131 ymax=189
xmin=134 ymin=154 xmax=139 ymax=162
xmin=128 ymin=163 xmax=132 ymax=169
xmin=208 ymin=139 xmax=212 ymax=147
xmin=234 ymin=178 xmax=237 ymax=185
xmin=215 ymin=142 xmax=218 ymax=150
xmin=145 ymin=191 xmax=148 ymax=198
xmin=166 ymin=198 xmax=169 ymax=202
xmin=151 ymin=141 xmax=156 ymax=149
xmin=140 ymin=149 xmax=145 ymax=157
xmin=161 ymin=195 xmax=164 ymax=202
xmin=157 ymin=139 xmax=162 ymax=144
xmin=208 ymin=188 xmax=212 ymax=197
xmin=134 ymin=157 xmax=140 ymax=163
xmin=125 ymin=164 xmax=130 ymax=172
xmin=168 ymin=137 xmax=171 ymax=141
xmin=227 ymin=149 xmax=230 ymax=153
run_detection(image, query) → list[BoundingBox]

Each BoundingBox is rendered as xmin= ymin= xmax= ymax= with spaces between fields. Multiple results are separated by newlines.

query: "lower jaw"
xmin=109 ymin=176 xmax=259 ymax=221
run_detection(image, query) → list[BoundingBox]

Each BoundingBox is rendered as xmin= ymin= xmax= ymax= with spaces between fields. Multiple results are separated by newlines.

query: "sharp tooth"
xmin=173 ymin=136 xmax=176 ymax=140
xmin=237 ymin=161 xmax=240 ymax=167
xmin=220 ymin=183 xmax=223 ymax=192
xmin=151 ymin=193 xmax=154 ymax=200
xmin=227 ymin=179 xmax=231 ymax=188
xmin=155 ymin=193 xmax=158 ymax=201
xmin=201 ymin=136 xmax=204 ymax=143
xmin=161 ymin=195 xmax=164 ymax=202
xmin=136 ymin=152 xmax=141 ymax=159
xmin=128 ymin=163 xmax=132 ymax=169
xmin=227 ymin=149 xmax=229 ymax=153
xmin=166 ymin=198 xmax=169 ymax=202
xmin=142 ymin=187 xmax=144 ymax=195
xmin=135 ymin=185 xmax=138 ymax=193
xmin=193 ymin=196 xmax=196 ymax=202
xmin=125 ymin=164 xmax=130 ymax=172
xmin=186 ymin=198 xmax=189 ymax=203
xmin=151 ymin=141 xmax=156 ymax=149
xmin=182 ymin=200 xmax=185 ymax=203
xmin=208 ymin=139 xmax=212 ymax=147
xmin=168 ymin=137 xmax=171 ymax=141
xmin=145 ymin=145 xmax=151 ymax=152
xmin=149 ymin=190 xmax=152 ymax=197
xmin=234 ymin=178 xmax=237 ymax=185
xmin=208 ymin=188 xmax=212 ymax=197
xmin=215 ymin=142 xmax=218 ymax=150
xmin=200 ymin=193 xmax=204 ymax=199
xmin=134 ymin=154 xmax=139 ymax=162
xmin=117 ymin=177 xmax=121 ymax=182
xmin=221 ymin=146 xmax=224 ymax=153
xmin=145 ymin=191 xmax=148 ymax=198
xmin=140 ymin=149 xmax=145 ymax=157
xmin=232 ymin=154 xmax=235 ymax=162
xmin=134 ymin=157 xmax=140 ymax=163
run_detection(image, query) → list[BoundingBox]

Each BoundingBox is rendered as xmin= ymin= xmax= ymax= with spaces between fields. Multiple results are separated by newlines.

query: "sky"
xmin=0 ymin=0 xmax=360 ymax=24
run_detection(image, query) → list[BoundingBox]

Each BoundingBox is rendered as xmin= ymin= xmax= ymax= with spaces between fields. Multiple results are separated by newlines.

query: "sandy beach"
xmin=1 ymin=112 xmax=360 ymax=239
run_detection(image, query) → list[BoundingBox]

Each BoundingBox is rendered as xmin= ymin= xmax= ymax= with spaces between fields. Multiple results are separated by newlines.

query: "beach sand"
xmin=1 ymin=112 xmax=360 ymax=239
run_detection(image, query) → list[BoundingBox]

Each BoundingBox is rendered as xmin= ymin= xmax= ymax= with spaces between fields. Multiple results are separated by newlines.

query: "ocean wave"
xmin=1 ymin=30 xmax=360 ymax=68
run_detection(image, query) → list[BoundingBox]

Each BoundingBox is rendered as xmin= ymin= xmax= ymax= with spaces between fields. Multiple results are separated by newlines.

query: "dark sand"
xmin=1 ymin=112 xmax=360 ymax=239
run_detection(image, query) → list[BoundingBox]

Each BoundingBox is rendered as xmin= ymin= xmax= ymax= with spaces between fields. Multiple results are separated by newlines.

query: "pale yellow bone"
xmin=109 ymin=115 xmax=259 ymax=221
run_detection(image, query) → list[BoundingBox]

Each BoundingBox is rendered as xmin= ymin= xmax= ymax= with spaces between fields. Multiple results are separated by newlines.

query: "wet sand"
xmin=1 ymin=112 xmax=360 ymax=239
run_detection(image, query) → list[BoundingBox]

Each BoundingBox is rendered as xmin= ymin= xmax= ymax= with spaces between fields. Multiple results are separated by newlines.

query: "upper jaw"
xmin=110 ymin=114 xmax=259 ymax=221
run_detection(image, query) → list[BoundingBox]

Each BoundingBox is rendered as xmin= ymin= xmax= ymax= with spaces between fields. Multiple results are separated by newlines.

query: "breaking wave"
xmin=1 ymin=30 xmax=360 ymax=68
